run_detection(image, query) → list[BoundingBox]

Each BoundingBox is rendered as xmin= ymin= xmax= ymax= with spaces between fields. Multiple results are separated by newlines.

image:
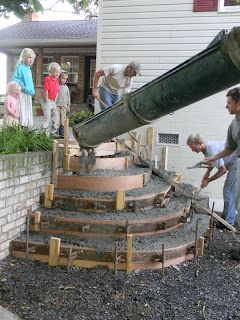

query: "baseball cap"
xmin=128 ymin=61 xmax=142 ymax=75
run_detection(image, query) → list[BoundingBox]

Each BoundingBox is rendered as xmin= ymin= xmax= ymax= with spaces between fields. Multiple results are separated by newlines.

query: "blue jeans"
xmin=235 ymin=159 xmax=240 ymax=223
xmin=222 ymin=161 xmax=238 ymax=225
xmin=99 ymin=86 xmax=119 ymax=110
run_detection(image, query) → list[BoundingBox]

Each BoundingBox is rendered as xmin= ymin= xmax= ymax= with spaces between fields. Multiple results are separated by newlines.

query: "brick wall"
xmin=0 ymin=151 xmax=52 ymax=260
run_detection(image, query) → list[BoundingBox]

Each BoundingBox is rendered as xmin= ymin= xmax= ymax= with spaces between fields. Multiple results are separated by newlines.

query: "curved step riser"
xmin=30 ymin=211 xmax=188 ymax=238
xmin=11 ymin=239 xmax=202 ymax=271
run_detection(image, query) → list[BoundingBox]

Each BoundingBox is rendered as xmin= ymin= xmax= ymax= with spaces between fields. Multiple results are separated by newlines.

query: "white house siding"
xmin=97 ymin=0 xmax=240 ymax=199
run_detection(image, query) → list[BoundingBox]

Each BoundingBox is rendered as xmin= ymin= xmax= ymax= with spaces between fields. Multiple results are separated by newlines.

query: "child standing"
xmin=3 ymin=81 xmax=20 ymax=126
xmin=41 ymin=62 xmax=61 ymax=136
xmin=12 ymin=48 xmax=35 ymax=128
xmin=56 ymin=71 xmax=71 ymax=138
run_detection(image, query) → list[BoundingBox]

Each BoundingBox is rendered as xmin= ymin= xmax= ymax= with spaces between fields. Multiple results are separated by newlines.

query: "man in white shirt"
xmin=187 ymin=133 xmax=238 ymax=226
xmin=92 ymin=61 xmax=141 ymax=110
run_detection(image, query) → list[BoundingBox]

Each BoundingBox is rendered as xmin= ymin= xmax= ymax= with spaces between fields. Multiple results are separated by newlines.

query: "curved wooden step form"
xmin=10 ymin=239 xmax=201 ymax=271
xmin=56 ymin=170 xmax=152 ymax=191
xmin=69 ymin=155 xmax=134 ymax=171
xmin=29 ymin=208 xmax=190 ymax=239
xmin=48 ymin=175 xmax=181 ymax=211
xmin=52 ymin=187 xmax=172 ymax=211
xmin=62 ymin=140 xmax=136 ymax=157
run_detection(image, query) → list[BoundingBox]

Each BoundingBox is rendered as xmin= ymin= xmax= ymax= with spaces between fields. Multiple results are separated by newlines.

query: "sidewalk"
xmin=0 ymin=306 xmax=21 ymax=320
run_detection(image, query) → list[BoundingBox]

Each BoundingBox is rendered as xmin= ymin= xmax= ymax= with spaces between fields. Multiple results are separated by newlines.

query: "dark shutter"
xmin=193 ymin=0 xmax=218 ymax=12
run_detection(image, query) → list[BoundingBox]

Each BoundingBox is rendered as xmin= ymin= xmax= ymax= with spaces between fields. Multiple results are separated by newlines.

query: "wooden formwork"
xmin=12 ymin=124 xmax=213 ymax=273
xmin=45 ymin=175 xmax=179 ymax=211
xmin=11 ymin=237 xmax=205 ymax=271
xmin=56 ymin=170 xmax=152 ymax=191
xmin=29 ymin=207 xmax=190 ymax=239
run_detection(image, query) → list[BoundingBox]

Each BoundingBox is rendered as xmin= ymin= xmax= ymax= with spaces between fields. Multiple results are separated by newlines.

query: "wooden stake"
xmin=67 ymin=247 xmax=73 ymax=271
xmin=208 ymin=202 xmax=215 ymax=249
xmin=44 ymin=184 xmax=54 ymax=208
xmin=116 ymin=189 xmax=125 ymax=211
xmin=147 ymin=127 xmax=153 ymax=157
xmin=33 ymin=211 xmax=41 ymax=232
xmin=49 ymin=237 xmax=61 ymax=266
xmin=162 ymin=243 xmax=165 ymax=275
xmin=194 ymin=219 xmax=199 ymax=263
xmin=143 ymin=172 xmax=150 ymax=186
xmin=145 ymin=145 xmax=151 ymax=161
xmin=198 ymin=236 xmax=205 ymax=256
xmin=64 ymin=154 xmax=71 ymax=171
xmin=114 ymin=242 xmax=118 ymax=276
xmin=125 ymin=220 xmax=129 ymax=241
xmin=126 ymin=234 xmax=133 ymax=274
xmin=64 ymin=118 xmax=69 ymax=156
xmin=124 ymin=156 xmax=129 ymax=169
xmin=136 ymin=133 xmax=141 ymax=156
xmin=25 ymin=212 xmax=30 ymax=258
xmin=52 ymin=140 xmax=58 ymax=185
xmin=154 ymin=155 xmax=158 ymax=169
xmin=130 ymin=131 xmax=138 ymax=150
xmin=160 ymin=146 xmax=168 ymax=170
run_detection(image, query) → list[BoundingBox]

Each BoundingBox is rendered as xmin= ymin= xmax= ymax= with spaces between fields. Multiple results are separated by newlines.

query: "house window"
xmin=89 ymin=59 xmax=96 ymax=88
xmin=61 ymin=56 xmax=79 ymax=83
xmin=193 ymin=0 xmax=218 ymax=11
xmin=219 ymin=0 xmax=240 ymax=11
xmin=157 ymin=133 xmax=179 ymax=145
xmin=43 ymin=56 xmax=54 ymax=76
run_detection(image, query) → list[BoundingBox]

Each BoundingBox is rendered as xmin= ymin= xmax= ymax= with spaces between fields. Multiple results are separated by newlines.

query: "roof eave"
xmin=0 ymin=38 xmax=97 ymax=47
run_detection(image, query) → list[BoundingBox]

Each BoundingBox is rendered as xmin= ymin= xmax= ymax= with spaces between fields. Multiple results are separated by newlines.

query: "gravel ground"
xmin=0 ymin=230 xmax=239 ymax=320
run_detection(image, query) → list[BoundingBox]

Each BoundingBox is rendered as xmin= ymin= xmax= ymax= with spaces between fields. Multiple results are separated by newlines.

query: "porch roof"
xmin=0 ymin=19 xmax=97 ymax=48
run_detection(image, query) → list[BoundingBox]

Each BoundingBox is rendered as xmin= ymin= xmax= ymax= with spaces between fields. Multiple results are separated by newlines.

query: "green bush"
xmin=69 ymin=111 xmax=93 ymax=126
xmin=0 ymin=125 xmax=53 ymax=154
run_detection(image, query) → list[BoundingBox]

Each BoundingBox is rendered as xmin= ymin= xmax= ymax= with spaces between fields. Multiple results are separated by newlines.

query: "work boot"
xmin=59 ymin=125 xmax=64 ymax=138
xmin=230 ymin=248 xmax=240 ymax=261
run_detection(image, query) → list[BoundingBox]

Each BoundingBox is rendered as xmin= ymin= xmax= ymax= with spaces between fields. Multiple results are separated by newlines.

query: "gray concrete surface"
xmin=0 ymin=306 xmax=21 ymax=320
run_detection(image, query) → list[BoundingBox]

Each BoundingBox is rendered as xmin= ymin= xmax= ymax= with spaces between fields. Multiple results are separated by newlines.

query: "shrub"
xmin=69 ymin=111 xmax=93 ymax=126
xmin=0 ymin=125 xmax=53 ymax=154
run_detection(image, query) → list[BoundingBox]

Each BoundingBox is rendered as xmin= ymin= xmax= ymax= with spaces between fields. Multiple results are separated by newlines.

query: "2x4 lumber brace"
xmin=32 ymin=211 xmax=41 ymax=232
xmin=198 ymin=237 xmax=205 ymax=256
xmin=44 ymin=184 xmax=54 ymax=208
xmin=147 ymin=127 xmax=153 ymax=154
xmin=48 ymin=237 xmax=61 ymax=266
xmin=160 ymin=146 xmax=168 ymax=170
xmin=152 ymin=168 xmax=236 ymax=232
xmin=126 ymin=235 xmax=133 ymax=273
xmin=143 ymin=171 xmax=152 ymax=186
xmin=116 ymin=189 xmax=125 ymax=211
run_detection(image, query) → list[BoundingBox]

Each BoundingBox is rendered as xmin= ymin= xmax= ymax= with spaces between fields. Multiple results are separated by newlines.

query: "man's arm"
xmin=201 ymin=165 xmax=227 ymax=188
xmin=205 ymin=147 xmax=234 ymax=163
xmin=92 ymin=69 xmax=105 ymax=100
